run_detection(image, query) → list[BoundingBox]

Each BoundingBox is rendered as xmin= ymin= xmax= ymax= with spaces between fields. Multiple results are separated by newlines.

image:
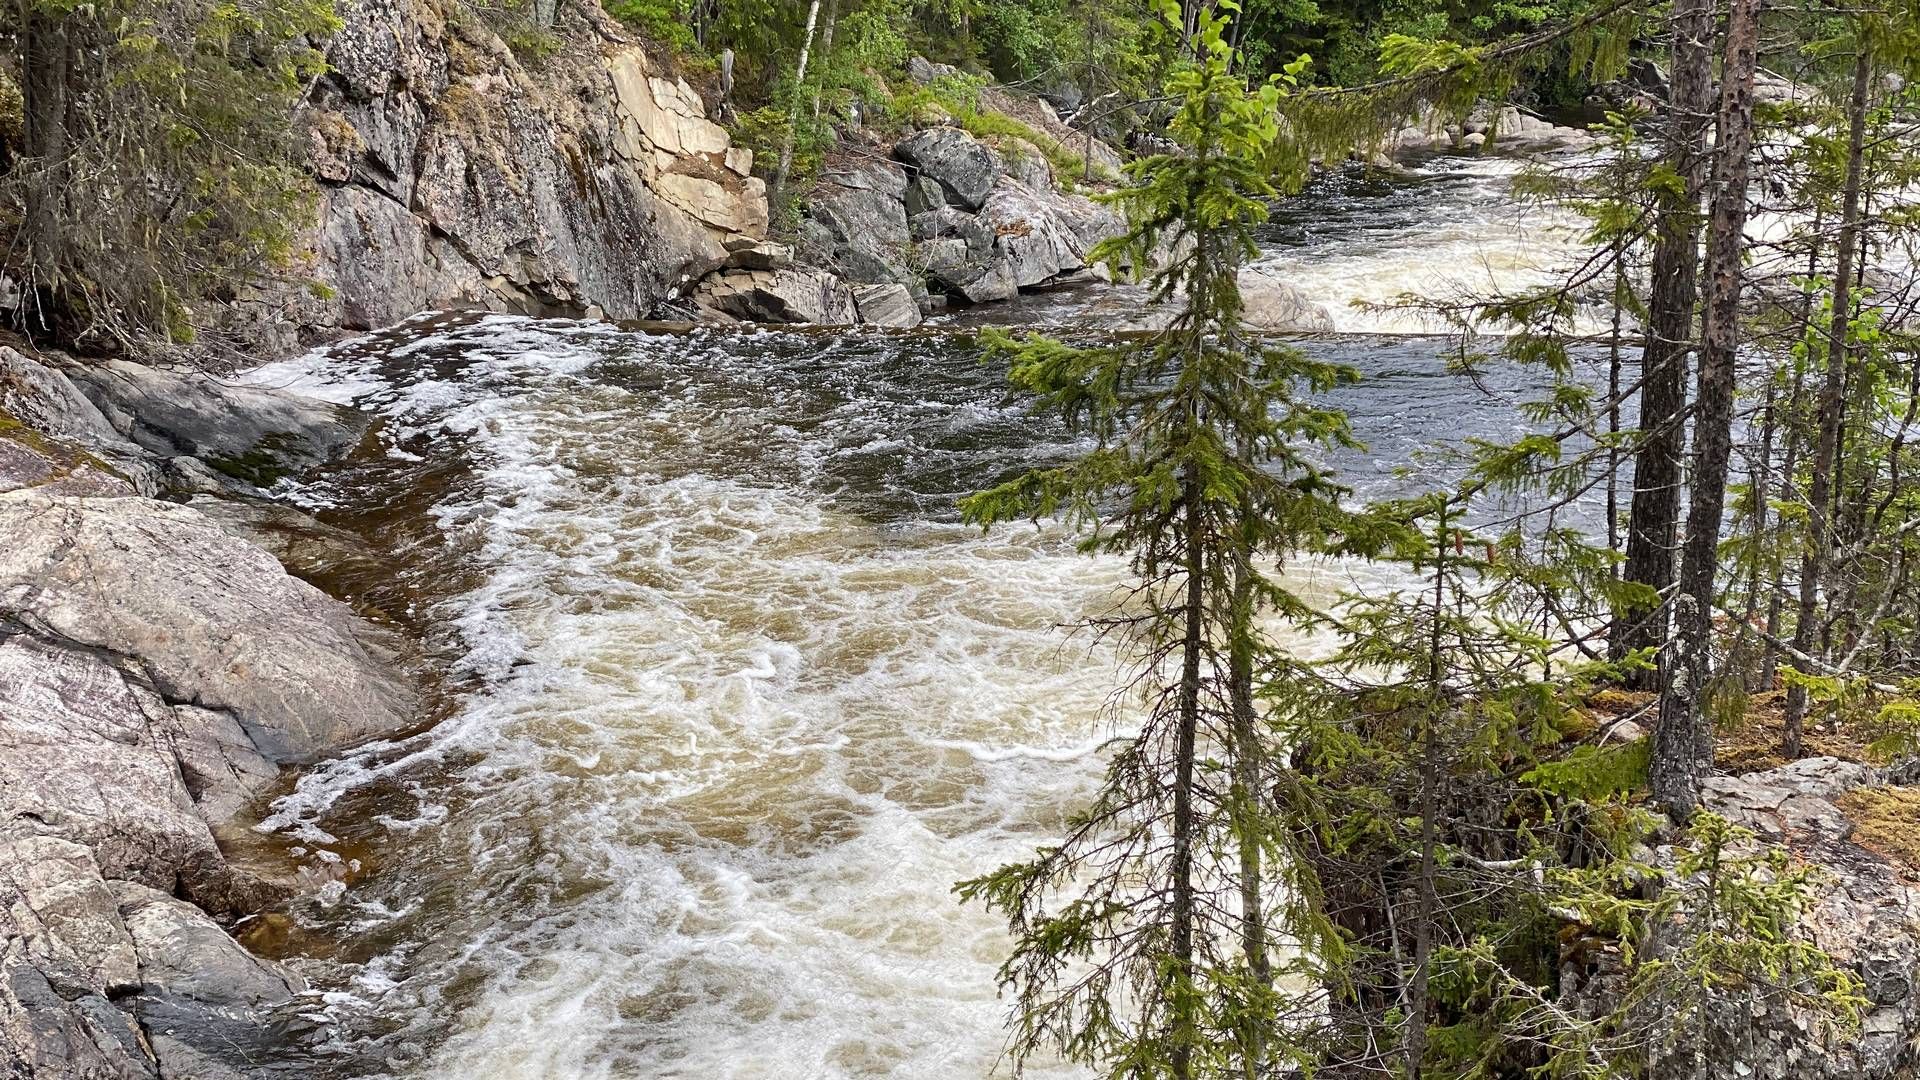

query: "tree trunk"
xmin=20 ymin=0 xmax=73 ymax=321
xmin=1612 ymin=0 xmax=1714 ymax=686
xmin=770 ymin=0 xmax=824 ymax=203
xmin=1169 ymin=468 xmax=1203 ymax=1080
xmin=1403 ymin=504 xmax=1449 ymax=1080
xmin=1653 ymin=0 xmax=1765 ymax=818
xmin=1783 ymin=44 xmax=1871 ymax=755
xmin=1227 ymin=532 xmax=1269 ymax=1078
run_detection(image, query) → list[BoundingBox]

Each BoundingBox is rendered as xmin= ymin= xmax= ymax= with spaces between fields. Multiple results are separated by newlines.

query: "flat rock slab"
xmin=0 ymin=493 xmax=415 ymax=765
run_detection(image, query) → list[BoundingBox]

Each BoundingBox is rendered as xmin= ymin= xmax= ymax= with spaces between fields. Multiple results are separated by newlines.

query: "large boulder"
xmin=977 ymin=178 xmax=1126 ymax=289
xmin=0 ymin=493 xmax=416 ymax=765
xmin=851 ymin=284 xmax=923 ymax=329
xmin=692 ymin=268 xmax=862 ymax=325
xmin=894 ymin=127 xmax=1002 ymax=212
xmin=1239 ymin=270 xmax=1338 ymax=333
xmin=63 ymin=358 xmax=366 ymax=487
xmin=806 ymin=160 xmax=917 ymax=287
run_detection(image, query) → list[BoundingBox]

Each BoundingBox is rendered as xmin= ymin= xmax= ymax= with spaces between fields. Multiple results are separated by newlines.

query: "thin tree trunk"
xmin=1736 ymin=375 xmax=1778 ymax=690
xmin=1608 ymin=243 xmax=1627 ymax=561
xmin=1613 ymin=0 xmax=1714 ymax=686
xmin=1403 ymin=503 xmax=1449 ymax=1080
xmin=1653 ymin=0 xmax=1765 ymax=818
xmin=1228 ymin=534 xmax=1269 ymax=1079
xmin=20 ymin=0 xmax=73 ymax=323
xmin=1784 ymin=44 xmax=1872 ymax=755
xmin=770 ymin=0 xmax=824 ymax=204
xmin=1170 ymin=467 xmax=1204 ymax=1080
xmin=1762 ymin=226 xmax=1821 ymax=690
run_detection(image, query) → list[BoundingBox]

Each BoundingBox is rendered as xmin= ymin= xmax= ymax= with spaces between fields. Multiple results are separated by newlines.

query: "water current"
xmin=240 ymin=152 xmax=1599 ymax=1079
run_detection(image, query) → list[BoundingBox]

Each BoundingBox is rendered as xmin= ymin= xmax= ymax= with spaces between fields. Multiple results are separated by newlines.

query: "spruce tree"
xmin=956 ymin=7 xmax=1358 ymax=1075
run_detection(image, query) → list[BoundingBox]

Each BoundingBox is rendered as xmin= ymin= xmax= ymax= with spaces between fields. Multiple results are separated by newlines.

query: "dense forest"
xmin=3 ymin=0 xmax=1920 ymax=1075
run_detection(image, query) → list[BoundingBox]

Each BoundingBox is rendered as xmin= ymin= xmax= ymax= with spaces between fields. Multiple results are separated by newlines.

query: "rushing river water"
xmin=241 ymin=153 xmax=1596 ymax=1079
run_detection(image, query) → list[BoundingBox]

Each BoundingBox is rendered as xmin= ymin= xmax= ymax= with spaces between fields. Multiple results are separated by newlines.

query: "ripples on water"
xmin=239 ymin=153 xmax=1611 ymax=1079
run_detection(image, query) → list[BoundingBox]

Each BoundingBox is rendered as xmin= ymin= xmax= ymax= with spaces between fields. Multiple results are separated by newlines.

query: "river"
xmin=240 ymin=152 xmax=1595 ymax=1079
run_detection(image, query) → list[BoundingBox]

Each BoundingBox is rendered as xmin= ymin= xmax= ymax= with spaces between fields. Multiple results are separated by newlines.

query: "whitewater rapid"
xmin=238 ymin=152 xmax=1601 ymax=1079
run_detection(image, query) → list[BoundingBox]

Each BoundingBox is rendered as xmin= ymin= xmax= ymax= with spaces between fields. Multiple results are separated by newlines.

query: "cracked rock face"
xmin=1564 ymin=758 xmax=1920 ymax=1080
xmin=0 ymin=493 xmax=416 ymax=766
xmin=894 ymin=127 xmax=1003 ymax=212
xmin=219 ymin=0 xmax=771 ymax=357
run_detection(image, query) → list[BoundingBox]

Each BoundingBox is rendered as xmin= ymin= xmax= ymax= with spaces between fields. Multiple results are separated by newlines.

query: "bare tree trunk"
xmin=1608 ymin=245 xmax=1627 ymax=561
xmin=20 ymin=0 xmax=73 ymax=322
xmin=1736 ymin=375 xmax=1778 ymax=690
xmin=1654 ymin=0 xmax=1765 ymax=818
xmin=1403 ymin=504 xmax=1449 ymax=1080
xmin=770 ymin=0 xmax=824 ymax=204
xmin=1762 ymin=225 xmax=1821 ymax=691
xmin=1783 ymin=45 xmax=1871 ymax=756
xmin=1613 ymin=0 xmax=1714 ymax=686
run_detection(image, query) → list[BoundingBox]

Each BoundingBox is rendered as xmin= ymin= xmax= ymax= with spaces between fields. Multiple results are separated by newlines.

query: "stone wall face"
xmin=223 ymin=0 xmax=768 ymax=356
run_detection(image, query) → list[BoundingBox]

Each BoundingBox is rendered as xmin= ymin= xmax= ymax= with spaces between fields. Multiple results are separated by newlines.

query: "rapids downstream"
xmin=242 ymin=153 xmax=1594 ymax=1079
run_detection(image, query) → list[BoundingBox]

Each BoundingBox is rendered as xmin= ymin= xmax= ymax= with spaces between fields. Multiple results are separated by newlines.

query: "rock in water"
xmin=63 ymin=358 xmax=366 ymax=487
xmin=112 ymin=882 xmax=305 ymax=1009
xmin=894 ymin=128 xmax=1002 ymax=212
xmin=851 ymin=284 xmax=923 ymax=329
xmin=693 ymin=269 xmax=862 ymax=325
xmin=1239 ymin=270 xmax=1338 ymax=333
xmin=0 ymin=493 xmax=416 ymax=765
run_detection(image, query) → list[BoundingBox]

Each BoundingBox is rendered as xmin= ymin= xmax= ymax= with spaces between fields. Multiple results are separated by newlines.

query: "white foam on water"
xmin=247 ymin=153 xmax=1581 ymax=1073
xmin=254 ymin=318 xmax=1168 ymax=1078
xmin=1258 ymin=155 xmax=1596 ymax=335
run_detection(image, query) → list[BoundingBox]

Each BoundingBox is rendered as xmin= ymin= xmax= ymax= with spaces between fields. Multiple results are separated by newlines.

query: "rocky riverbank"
xmin=207 ymin=0 xmax=1619 ymax=357
xmin=0 ymin=344 xmax=416 ymax=1078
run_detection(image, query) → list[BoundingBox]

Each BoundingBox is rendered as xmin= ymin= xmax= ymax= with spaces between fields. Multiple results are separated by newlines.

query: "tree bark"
xmin=20 ymin=0 xmax=73 ymax=317
xmin=1227 ymin=531 xmax=1269 ymax=1078
xmin=1169 ymin=468 xmax=1203 ymax=1080
xmin=1653 ymin=0 xmax=1765 ymax=818
xmin=1613 ymin=0 xmax=1714 ymax=686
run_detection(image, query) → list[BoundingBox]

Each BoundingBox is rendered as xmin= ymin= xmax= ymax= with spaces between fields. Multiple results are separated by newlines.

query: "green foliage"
xmin=957 ymin=11 xmax=1360 ymax=1075
xmin=5 ymin=0 xmax=339 ymax=349
xmin=1520 ymin=739 xmax=1650 ymax=800
xmin=604 ymin=0 xmax=701 ymax=54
